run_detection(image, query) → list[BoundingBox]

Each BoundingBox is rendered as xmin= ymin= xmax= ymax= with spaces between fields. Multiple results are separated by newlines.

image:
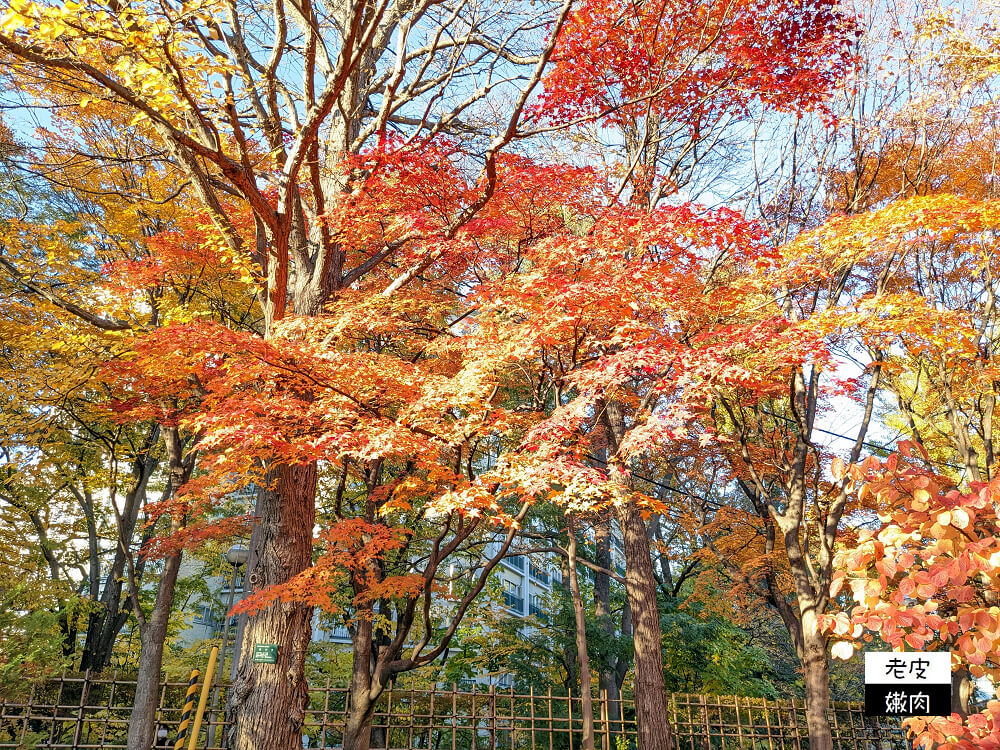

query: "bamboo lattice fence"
xmin=0 ymin=673 xmax=909 ymax=749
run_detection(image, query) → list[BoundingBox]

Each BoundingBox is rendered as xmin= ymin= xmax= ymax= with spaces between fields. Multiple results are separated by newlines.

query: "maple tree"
xmin=816 ymin=186 xmax=1000 ymax=719
xmin=0 ymin=1 xmax=581 ymax=743
xmin=0 ymin=0 xmax=862 ymax=747
xmin=507 ymin=0 xmax=856 ymax=743
xmin=104 ymin=148 xmax=604 ymax=750
xmin=670 ymin=6 xmax=1000 ymax=745
xmin=465 ymin=189 xmax=871 ymax=750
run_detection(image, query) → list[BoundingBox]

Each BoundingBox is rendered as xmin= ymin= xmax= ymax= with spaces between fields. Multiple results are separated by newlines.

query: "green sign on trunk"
xmin=252 ymin=644 xmax=278 ymax=663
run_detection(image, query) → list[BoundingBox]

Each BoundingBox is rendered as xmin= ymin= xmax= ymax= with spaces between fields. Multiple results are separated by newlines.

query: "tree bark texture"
xmin=618 ymin=502 xmax=675 ymax=750
xmin=127 ymin=428 xmax=193 ymax=750
xmin=600 ymin=398 xmax=674 ymax=750
xmin=952 ymin=667 xmax=973 ymax=717
xmin=126 ymin=548 xmax=183 ymax=750
xmin=799 ymin=613 xmax=832 ymax=750
xmin=343 ymin=616 xmax=377 ymax=750
xmin=594 ymin=518 xmax=625 ymax=732
xmin=227 ymin=462 xmax=317 ymax=750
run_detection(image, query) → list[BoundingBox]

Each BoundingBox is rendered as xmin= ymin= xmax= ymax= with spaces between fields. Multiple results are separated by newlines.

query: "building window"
xmin=193 ymin=605 xmax=215 ymax=626
xmin=529 ymin=594 xmax=547 ymax=623
xmin=529 ymin=559 xmax=550 ymax=584
xmin=505 ymin=555 xmax=525 ymax=571
xmin=502 ymin=579 xmax=523 ymax=612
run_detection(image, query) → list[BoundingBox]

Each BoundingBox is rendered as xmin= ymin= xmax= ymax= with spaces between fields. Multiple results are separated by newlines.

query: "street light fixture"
xmin=207 ymin=544 xmax=249 ymax=748
xmin=226 ymin=545 xmax=250 ymax=568
xmin=220 ymin=544 xmax=249 ymax=673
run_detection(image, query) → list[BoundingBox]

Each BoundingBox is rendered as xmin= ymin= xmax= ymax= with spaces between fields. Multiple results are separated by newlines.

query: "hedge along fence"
xmin=0 ymin=673 xmax=908 ymax=749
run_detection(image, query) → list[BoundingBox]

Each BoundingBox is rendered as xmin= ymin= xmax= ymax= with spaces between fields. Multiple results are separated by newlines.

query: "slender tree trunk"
xmin=593 ymin=518 xmax=623 ymax=733
xmin=127 ymin=428 xmax=193 ymax=750
xmin=344 ymin=616 xmax=377 ymax=750
xmin=227 ymin=463 xmax=317 ymax=750
xmin=567 ymin=517 xmax=595 ymax=750
xmin=23 ymin=505 xmax=81 ymax=658
xmin=127 ymin=547 xmax=183 ymax=750
xmin=601 ymin=398 xmax=674 ymax=750
xmin=80 ymin=438 xmax=159 ymax=671
xmin=618 ymin=503 xmax=674 ymax=750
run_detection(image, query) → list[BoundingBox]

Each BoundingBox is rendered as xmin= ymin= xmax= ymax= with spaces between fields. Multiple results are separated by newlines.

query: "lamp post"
xmin=206 ymin=544 xmax=249 ymax=748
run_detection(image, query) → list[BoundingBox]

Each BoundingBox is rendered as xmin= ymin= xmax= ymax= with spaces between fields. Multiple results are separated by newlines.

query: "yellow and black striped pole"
xmin=174 ymin=669 xmax=201 ymax=750
xmin=188 ymin=646 xmax=219 ymax=750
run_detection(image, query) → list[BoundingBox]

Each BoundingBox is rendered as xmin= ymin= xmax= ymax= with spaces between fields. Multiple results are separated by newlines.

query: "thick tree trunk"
xmin=618 ymin=503 xmax=674 ymax=750
xmin=127 ymin=548 xmax=183 ymax=750
xmin=344 ymin=712 xmax=377 ymax=750
xmin=600 ymin=398 xmax=674 ymax=750
xmin=567 ymin=518 xmax=595 ymax=750
xmin=227 ymin=463 xmax=317 ymax=750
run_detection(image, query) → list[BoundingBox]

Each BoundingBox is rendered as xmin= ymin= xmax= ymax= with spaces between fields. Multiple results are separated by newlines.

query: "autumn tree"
xmin=0 ymin=1 xmax=586 ymax=743
xmin=505 ymin=1 xmax=856 ymax=744
xmin=0 ymin=86 xmax=266 ymax=748
xmin=673 ymin=4 xmax=1000 ymax=746
xmin=1 ymin=0 xmax=858 ymax=749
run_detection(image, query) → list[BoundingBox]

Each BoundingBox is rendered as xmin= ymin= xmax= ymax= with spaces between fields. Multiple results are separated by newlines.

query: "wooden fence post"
xmin=451 ymin=682 xmax=458 ymax=750
xmin=598 ymin=689 xmax=608 ymax=750
xmin=567 ymin=688 xmax=574 ymax=750
xmin=48 ymin=672 xmax=66 ymax=746
xmin=489 ymin=684 xmax=497 ymax=750
xmin=529 ymin=685 xmax=536 ymax=750
xmin=18 ymin=682 xmax=36 ymax=747
xmin=700 ymin=694 xmax=710 ymax=750
xmin=73 ymin=670 xmax=92 ymax=749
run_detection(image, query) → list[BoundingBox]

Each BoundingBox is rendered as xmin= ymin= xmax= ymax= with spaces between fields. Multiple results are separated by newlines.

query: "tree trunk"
xmin=952 ymin=667 xmax=973 ymax=717
xmin=594 ymin=518 xmax=624 ymax=733
xmin=343 ymin=700 xmax=377 ymax=750
xmin=227 ymin=463 xmax=317 ymax=750
xmin=80 ymin=442 xmax=159 ymax=672
xmin=127 ymin=548 xmax=183 ymax=750
xmin=567 ymin=518 xmax=595 ymax=750
xmin=343 ymin=616 xmax=377 ymax=750
xmin=600 ymin=397 xmax=674 ymax=750
xmin=800 ymin=622 xmax=832 ymax=750
xmin=618 ymin=502 xmax=674 ymax=750
xmin=127 ymin=428 xmax=193 ymax=750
